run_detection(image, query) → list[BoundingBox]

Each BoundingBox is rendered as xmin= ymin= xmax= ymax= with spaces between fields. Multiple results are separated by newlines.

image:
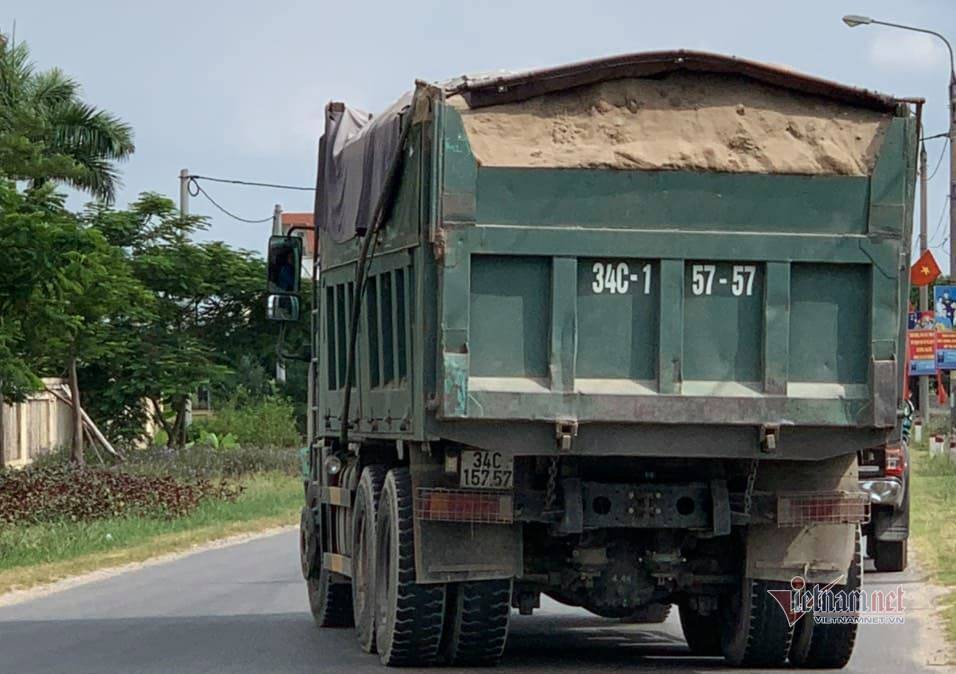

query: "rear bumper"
xmin=512 ymin=480 xmax=869 ymax=533
xmin=860 ymin=477 xmax=905 ymax=508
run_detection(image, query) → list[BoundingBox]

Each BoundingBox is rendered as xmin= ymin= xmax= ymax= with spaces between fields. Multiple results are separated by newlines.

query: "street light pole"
xmin=948 ymin=70 xmax=955 ymax=428
xmin=842 ymin=16 xmax=954 ymax=265
xmin=843 ymin=15 xmax=956 ymax=424
xmin=920 ymin=143 xmax=930 ymax=420
xmin=950 ymin=73 xmax=956 ymax=279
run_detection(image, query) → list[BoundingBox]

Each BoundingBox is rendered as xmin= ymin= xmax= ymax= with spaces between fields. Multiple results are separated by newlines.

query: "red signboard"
xmin=908 ymin=329 xmax=938 ymax=375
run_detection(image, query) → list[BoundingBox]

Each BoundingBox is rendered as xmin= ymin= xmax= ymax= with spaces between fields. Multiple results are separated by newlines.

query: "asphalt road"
xmin=0 ymin=530 xmax=943 ymax=674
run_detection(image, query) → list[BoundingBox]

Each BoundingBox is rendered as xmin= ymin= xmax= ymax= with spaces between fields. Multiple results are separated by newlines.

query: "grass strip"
xmin=909 ymin=429 xmax=956 ymax=651
xmin=0 ymin=472 xmax=301 ymax=595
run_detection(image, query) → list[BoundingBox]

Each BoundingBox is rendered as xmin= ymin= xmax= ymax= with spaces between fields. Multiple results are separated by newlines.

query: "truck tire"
xmin=351 ymin=465 xmax=387 ymax=653
xmin=301 ymin=506 xmax=354 ymax=627
xmin=873 ymin=539 xmax=907 ymax=573
xmin=443 ymin=580 xmax=512 ymax=665
xmin=621 ymin=603 xmax=672 ymax=624
xmin=678 ymin=602 xmax=722 ymax=655
xmin=721 ymin=577 xmax=793 ymax=667
xmin=789 ymin=528 xmax=861 ymax=669
xmin=374 ymin=467 xmax=446 ymax=666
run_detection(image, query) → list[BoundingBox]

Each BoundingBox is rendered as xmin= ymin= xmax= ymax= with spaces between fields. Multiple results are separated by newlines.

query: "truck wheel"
xmin=721 ymin=577 xmax=793 ymax=667
xmin=301 ymin=506 xmax=354 ymax=627
xmin=678 ymin=602 xmax=722 ymax=655
xmin=789 ymin=528 xmax=861 ymax=668
xmin=374 ymin=467 xmax=446 ymax=666
xmin=873 ymin=539 xmax=907 ymax=573
xmin=621 ymin=603 xmax=672 ymax=624
xmin=443 ymin=580 xmax=512 ymax=665
xmin=351 ymin=465 xmax=387 ymax=653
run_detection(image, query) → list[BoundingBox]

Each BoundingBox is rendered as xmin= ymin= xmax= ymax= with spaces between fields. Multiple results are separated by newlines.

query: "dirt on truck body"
xmin=267 ymin=50 xmax=919 ymax=668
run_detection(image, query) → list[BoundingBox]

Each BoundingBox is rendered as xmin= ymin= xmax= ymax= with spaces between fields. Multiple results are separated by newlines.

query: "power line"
xmin=926 ymin=139 xmax=949 ymax=182
xmin=186 ymin=178 xmax=273 ymax=224
xmin=928 ymin=190 xmax=952 ymax=247
xmin=188 ymin=174 xmax=316 ymax=192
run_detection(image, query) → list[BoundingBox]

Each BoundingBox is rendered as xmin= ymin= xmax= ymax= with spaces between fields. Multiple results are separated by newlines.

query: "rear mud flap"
xmin=414 ymin=520 xmax=521 ymax=583
xmin=746 ymin=454 xmax=858 ymax=583
xmin=746 ymin=523 xmax=855 ymax=584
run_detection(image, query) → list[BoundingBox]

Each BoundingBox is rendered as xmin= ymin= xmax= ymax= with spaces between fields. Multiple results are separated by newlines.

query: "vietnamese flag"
xmin=911 ymin=249 xmax=941 ymax=287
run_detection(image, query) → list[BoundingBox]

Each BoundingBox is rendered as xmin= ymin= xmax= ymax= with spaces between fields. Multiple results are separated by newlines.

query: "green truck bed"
xmin=315 ymin=51 xmax=918 ymax=461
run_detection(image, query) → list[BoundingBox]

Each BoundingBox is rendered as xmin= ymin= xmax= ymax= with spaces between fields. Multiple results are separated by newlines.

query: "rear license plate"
xmin=459 ymin=450 xmax=514 ymax=489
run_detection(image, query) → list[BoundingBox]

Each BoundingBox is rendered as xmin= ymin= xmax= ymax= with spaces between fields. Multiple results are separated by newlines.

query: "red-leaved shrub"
xmin=0 ymin=465 xmax=242 ymax=525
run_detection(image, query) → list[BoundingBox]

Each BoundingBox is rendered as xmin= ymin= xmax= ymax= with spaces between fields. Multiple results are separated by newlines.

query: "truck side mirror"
xmin=267 ymin=235 xmax=303 ymax=295
xmin=267 ymin=294 xmax=300 ymax=322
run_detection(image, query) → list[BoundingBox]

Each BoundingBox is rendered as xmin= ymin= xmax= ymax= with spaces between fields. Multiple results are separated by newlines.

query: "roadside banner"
xmin=908 ymin=329 xmax=938 ymax=376
xmin=910 ymin=310 xmax=935 ymax=330
xmin=934 ymin=286 xmax=956 ymax=369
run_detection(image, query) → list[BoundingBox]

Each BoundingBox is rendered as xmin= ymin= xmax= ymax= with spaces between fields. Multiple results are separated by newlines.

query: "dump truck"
xmin=266 ymin=50 xmax=919 ymax=668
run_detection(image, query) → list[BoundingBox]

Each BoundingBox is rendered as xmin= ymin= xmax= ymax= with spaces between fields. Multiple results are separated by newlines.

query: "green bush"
xmin=31 ymin=441 xmax=300 ymax=480
xmin=124 ymin=444 xmax=300 ymax=479
xmin=194 ymin=429 xmax=240 ymax=450
xmin=192 ymin=393 xmax=301 ymax=449
xmin=31 ymin=391 xmax=302 ymax=479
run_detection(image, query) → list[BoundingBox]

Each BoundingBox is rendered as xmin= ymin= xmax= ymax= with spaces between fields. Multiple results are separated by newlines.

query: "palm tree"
xmin=0 ymin=34 xmax=134 ymax=203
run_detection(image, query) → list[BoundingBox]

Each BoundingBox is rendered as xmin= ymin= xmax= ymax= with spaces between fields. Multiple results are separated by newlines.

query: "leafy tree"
xmin=0 ymin=180 xmax=48 ymax=402
xmin=0 ymin=30 xmax=296 ymax=454
xmin=0 ymin=30 xmax=139 ymax=463
xmin=0 ymin=178 xmax=147 ymax=463
xmin=81 ymin=194 xmax=275 ymax=448
xmin=1 ymin=182 xmax=293 ymax=453
xmin=0 ymin=34 xmax=134 ymax=203
xmin=36 ymin=235 xmax=144 ymax=464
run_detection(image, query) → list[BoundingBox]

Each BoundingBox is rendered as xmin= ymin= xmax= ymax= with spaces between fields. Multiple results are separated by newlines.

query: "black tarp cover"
xmin=315 ymin=92 xmax=412 ymax=243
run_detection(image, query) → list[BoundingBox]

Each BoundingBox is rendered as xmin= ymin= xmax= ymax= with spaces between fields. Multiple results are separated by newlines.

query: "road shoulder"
xmin=0 ymin=523 xmax=295 ymax=608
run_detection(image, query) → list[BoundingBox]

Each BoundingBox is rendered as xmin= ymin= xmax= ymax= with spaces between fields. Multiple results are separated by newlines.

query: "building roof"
xmin=280 ymin=212 xmax=316 ymax=256
xmin=281 ymin=212 xmax=313 ymax=227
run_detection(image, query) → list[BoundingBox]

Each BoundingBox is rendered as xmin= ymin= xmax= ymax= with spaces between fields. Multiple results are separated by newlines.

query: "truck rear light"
xmin=884 ymin=444 xmax=906 ymax=479
xmin=776 ymin=491 xmax=870 ymax=527
xmin=415 ymin=488 xmax=514 ymax=524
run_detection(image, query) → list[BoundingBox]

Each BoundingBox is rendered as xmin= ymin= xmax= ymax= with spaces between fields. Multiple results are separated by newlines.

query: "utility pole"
xmin=273 ymin=204 xmax=288 ymax=384
xmin=179 ymin=168 xmax=189 ymax=217
xmin=920 ymin=144 xmax=930 ymax=422
xmin=272 ymin=203 xmax=283 ymax=235
xmin=179 ymin=168 xmax=192 ymax=444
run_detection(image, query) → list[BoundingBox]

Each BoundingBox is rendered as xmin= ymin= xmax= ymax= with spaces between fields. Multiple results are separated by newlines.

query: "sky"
xmin=4 ymin=0 xmax=954 ymax=265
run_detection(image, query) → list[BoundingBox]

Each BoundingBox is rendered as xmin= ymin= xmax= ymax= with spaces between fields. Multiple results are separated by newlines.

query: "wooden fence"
xmin=0 ymin=379 xmax=73 ymax=468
